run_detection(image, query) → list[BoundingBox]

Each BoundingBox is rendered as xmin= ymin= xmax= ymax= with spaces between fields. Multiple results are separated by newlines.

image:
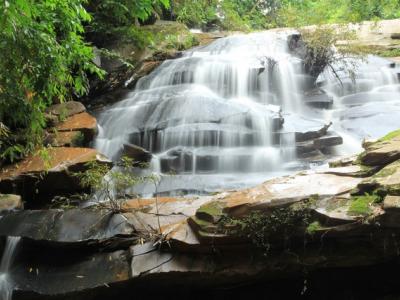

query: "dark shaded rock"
xmin=0 ymin=148 xmax=111 ymax=206
xmin=0 ymin=209 xmax=133 ymax=246
xmin=295 ymin=122 xmax=332 ymax=142
xmin=379 ymin=195 xmax=400 ymax=228
xmin=313 ymin=132 xmax=343 ymax=149
xmin=120 ymin=144 xmax=152 ymax=164
xmin=296 ymin=140 xmax=315 ymax=155
xmin=303 ymin=89 xmax=333 ymax=109
xmin=391 ymin=33 xmax=400 ymax=39
xmin=14 ymin=249 xmax=130 ymax=298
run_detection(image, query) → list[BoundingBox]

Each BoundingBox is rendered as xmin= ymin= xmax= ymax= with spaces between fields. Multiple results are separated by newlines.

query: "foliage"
xmin=378 ymin=129 xmax=400 ymax=142
xmin=377 ymin=48 xmax=400 ymax=58
xmin=276 ymin=0 xmax=400 ymax=28
xmin=306 ymin=221 xmax=322 ymax=235
xmin=74 ymin=156 xmax=150 ymax=213
xmin=86 ymin=0 xmax=170 ymax=46
xmin=87 ymin=0 xmax=170 ymax=27
xmin=348 ymin=193 xmax=381 ymax=216
xmin=173 ymin=0 xmax=276 ymax=31
xmin=222 ymin=198 xmax=317 ymax=255
xmin=173 ymin=0 xmax=400 ymax=31
xmin=298 ymin=25 xmax=368 ymax=80
xmin=71 ymin=132 xmax=86 ymax=147
xmin=0 ymin=0 xmax=104 ymax=164
xmin=37 ymin=147 xmax=53 ymax=172
xmin=174 ymin=0 xmax=219 ymax=29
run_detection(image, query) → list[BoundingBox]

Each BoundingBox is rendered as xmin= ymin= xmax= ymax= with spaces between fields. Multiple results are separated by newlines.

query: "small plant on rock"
xmin=74 ymin=156 xmax=149 ymax=213
xmin=221 ymin=197 xmax=318 ymax=255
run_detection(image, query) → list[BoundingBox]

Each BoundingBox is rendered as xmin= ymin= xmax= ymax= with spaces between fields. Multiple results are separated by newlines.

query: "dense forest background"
xmin=1 ymin=0 xmax=400 ymax=164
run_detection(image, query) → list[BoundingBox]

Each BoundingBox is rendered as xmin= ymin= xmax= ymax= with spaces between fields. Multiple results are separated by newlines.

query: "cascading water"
xmin=0 ymin=237 xmax=21 ymax=300
xmin=318 ymin=55 xmax=400 ymax=143
xmin=96 ymin=31 xmax=304 ymax=194
xmin=95 ymin=30 xmax=400 ymax=195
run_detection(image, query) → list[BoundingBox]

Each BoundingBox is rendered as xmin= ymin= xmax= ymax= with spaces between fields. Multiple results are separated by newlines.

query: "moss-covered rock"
xmin=357 ymin=130 xmax=400 ymax=167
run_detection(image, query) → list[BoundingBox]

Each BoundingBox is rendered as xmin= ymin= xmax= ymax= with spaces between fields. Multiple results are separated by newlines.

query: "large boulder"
xmin=358 ymin=130 xmax=400 ymax=166
xmin=0 ymin=147 xmax=111 ymax=206
xmin=120 ymin=144 xmax=152 ymax=164
xmin=45 ymin=101 xmax=86 ymax=120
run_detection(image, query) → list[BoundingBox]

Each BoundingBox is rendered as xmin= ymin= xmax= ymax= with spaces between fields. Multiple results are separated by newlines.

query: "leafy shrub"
xmin=0 ymin=0 xmax=104 ymax=164
xmin=74 ymin=156 xmax=152 ymax=213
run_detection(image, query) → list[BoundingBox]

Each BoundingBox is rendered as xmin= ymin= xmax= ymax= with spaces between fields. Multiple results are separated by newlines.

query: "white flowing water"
xmin=95 ymin=31 xmax=400 ymax=195
xmin=0 ymin=237 xmax=21 ymax=300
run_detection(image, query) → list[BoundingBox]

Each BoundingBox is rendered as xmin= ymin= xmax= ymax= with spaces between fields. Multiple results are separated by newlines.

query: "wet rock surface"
xmin=0 ymin=209 xmax=133 ymax=245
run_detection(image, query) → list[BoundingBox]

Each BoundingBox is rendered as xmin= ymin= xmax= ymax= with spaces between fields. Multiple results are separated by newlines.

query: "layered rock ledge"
xmin=0 ymin=129 xmax=399 ymax=299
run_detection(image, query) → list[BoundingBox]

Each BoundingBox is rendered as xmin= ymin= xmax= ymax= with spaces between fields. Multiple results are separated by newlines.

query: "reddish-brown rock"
xmin=56 ymin=112 xmax=97 ymax=144
xmin=0 ymin=147 xmax=111 ymax=206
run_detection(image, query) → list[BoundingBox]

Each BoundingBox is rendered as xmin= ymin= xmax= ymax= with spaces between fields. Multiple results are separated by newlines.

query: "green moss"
xmin=306 ymin=221 xmax=322 ymax=234
xmin=197 ymin=201 xmax=224 ymax=216
xmin=329 ymin=160 xmax=343 ymax=168
xmin=142 ymin=22 xmax=199 ymax=52
xmin=71 ymin=131 xmax=85 ymax=147
xmin=378 ymin=129 xmax=400 ymax=142
xmin=348 ymin=194 xmax=381 ymax=216
xmin=373 ymin=166 xmax=397 ymax=178
xmin=376 ymin=48 xmax=400 ymax=58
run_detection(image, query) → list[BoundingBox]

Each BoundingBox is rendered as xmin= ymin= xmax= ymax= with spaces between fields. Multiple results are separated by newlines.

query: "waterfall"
xmin=0 ymin=237 xmax=21 ymax=300
xmin=95 ymin=30 xmax=400 ymax=195
xmin=95 ymin=31 xmax=302 ymax=172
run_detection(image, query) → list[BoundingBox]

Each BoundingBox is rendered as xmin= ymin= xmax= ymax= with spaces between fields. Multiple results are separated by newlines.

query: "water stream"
xmin=95 ymin=30 xmax=400 ymax=196
xmin=0 ymin=237 xmax=21 ymax=300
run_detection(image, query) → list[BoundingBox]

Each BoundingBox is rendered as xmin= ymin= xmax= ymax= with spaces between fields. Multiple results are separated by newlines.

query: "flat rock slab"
xmin=0 ymin=148 xmax=111 ymax=204
xmin=56 ymin=112 xmax=97 ymax=143
xmin=359 ymin=133 xmax=400 ymax=166
xmin=219 ymin=170 xmax=363 ymax=216
xmin=318 ymin=165 xmax=364 ymax=177
xmin=0 ymin=148 xmax=109 ymax=180
xmin=0 ymin=209 xmax=133 ymax=245
xmin=47 ymin=131 xmax=84 ymax=147
xmin=123 ymin=196 xmax=212 ymax=232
